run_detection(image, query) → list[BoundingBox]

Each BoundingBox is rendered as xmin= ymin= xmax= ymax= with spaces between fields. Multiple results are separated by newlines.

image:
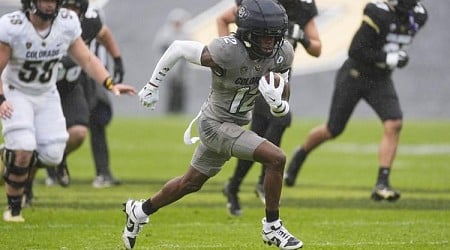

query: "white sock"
xmin=134 ymin=202 xmax=148 ymax=220
xmin=263 ymin=218 xmax=282 ymax=231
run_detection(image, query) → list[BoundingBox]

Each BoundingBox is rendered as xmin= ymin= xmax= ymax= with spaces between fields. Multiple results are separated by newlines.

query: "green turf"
xmin=1 ymin=116 xmax=449 ymax=249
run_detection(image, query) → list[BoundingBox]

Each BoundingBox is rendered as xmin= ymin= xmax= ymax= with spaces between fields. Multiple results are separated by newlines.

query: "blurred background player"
xmin=218 ymin=0 xmax=322 ymax=216
xmin=284 ymin=0 xmax=427 ymax=202
xmin=152 ymin=8 xmax=191 ymax=114
xmin=0 ymin=0 xmax=135 ymax=222
xmin=43 ymin=0 xmax=125 ymax=190
xmin=122 ymin=0 xmax=303 ymax=249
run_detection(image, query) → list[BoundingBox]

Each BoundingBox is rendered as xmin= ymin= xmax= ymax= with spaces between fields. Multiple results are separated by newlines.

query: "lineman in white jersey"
xmin=122 ymin=0 xmax=302 ymax=249
xmin=0 ymin=0 xmax=135 ymax=222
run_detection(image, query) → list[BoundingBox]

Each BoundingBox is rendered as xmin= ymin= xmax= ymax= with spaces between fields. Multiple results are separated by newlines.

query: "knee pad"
xmin=37 ymin=142 xmax=66 ymax=166
xmin=2 ymin=149 xmax=35 ymax=188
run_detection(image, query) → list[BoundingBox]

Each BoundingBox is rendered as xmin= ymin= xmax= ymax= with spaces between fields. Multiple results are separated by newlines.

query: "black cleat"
xmin=371 ymin=184 xmax=401 ymax=202
xmin=284 ymin=149 xmax=307 ymax=187
xmin=22 ymin=179 xmax=34 ymax=208
xmin=223 ymin=182 xmax=242 ymax=216
xmin=56 ymin=159 xmax=70 ymax=187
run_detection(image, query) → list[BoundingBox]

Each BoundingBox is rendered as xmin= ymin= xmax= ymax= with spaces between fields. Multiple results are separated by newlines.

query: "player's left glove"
xmin=138 ymin=82 xmax=159 ymax=109
xmin=113 ymin=57 xmax=125 ymax=82
xmin=258 ymin=72 xmax=290 ymax=117
xmin=258 ymin=72 xmax=284 ymax=108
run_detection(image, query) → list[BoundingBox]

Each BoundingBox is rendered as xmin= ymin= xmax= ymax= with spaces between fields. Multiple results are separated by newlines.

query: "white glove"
xmin=386 ymin=50 xmax=409 ymax=69
xmin=138 ymin=83 xmax=159 ymax=109
xmin=258 ymin=72 xmax=285 ymax=108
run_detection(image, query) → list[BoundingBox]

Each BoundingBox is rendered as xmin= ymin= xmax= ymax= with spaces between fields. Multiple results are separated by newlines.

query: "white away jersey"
xmin=0 ymin=9 xmax=81 ymax=95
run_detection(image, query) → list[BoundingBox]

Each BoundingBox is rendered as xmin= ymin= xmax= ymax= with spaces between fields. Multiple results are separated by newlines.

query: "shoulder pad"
xmin=56 ymin=9 xmax=82 ymax=39
xmin=84 ymin=8 xmax=100 ymax=19
xmin=412 ymin=2 xmax=428 ymax=27
xmin=208 ymin=36 xmax=246 ymax=68
xmin=0 ymin=11 xmax=27 ymax=43
xmin=275 ymin=41 xmax=294 ymax=71
xmin=363 ymin=1 xmax=392 ymax=33
xmin=364 ymin=1 xmax=391 ymax=19
xmin=300 ymin=0 xmax=319 ymax=17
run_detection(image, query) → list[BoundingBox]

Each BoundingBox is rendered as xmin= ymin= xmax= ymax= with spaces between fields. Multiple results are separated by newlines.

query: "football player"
xmin=123 ymin=0 xmax=302 ymax=249
xmin=0 ymin=0 xmax=135 ymax=222
xmin=44 ymin=0 xmax=125 ymax=189
xmin=284 ymin=0 xmax=428 ymax=202
xmin=218 ymin=0 xmax=322 ymax=216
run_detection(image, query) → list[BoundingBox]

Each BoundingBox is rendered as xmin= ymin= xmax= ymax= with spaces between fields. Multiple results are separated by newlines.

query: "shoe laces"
xmin=264 ymin=219 xmax=293 ymax=239
xmin=273 ymin=225 xmax=292 ymax=240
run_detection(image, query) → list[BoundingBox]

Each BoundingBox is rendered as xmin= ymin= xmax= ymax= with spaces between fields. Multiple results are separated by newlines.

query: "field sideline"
xmin=1 ymin=116 xmax=449 ymax=249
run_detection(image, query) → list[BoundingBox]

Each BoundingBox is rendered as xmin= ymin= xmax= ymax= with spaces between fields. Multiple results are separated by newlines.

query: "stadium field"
xmin=1 ymin=116 xmax=449 ymax=249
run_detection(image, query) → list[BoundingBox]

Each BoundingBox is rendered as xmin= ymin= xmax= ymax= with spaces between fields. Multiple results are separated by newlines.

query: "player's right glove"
xmin=386 ymin=50 xmax=409 ymax=69
xmin=138 ymin=82 xmax=159 ymax=109
xmin=113 ymin=57 xmax=125 ymax=82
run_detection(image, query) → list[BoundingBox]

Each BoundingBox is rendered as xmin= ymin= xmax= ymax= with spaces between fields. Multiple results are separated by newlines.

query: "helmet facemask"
xmin=241 ymin=29 xmax=284 ymax=59
xmin=61 ymin=0 xmax=89 ymax=20
xmin=388 ymin=0 xmax=418 ymax=14
xmin=29 ymin=0 xmax=62 ymax=21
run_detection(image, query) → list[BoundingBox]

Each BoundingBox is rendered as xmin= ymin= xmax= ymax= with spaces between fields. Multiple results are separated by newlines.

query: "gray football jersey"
xmin=201 ymin=35 xmax=294 ymax=126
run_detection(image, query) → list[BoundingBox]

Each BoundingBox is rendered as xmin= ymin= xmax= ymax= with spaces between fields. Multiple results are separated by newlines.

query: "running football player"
xmin=122 ymin=0 xmax=302 ymax=249
xmin=284 ymin=0 xmax=428 ymax=202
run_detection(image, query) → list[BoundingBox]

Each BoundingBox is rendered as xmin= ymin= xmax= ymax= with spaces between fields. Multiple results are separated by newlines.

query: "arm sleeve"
xmin=149 ymin=40 xmax=204 ymax=85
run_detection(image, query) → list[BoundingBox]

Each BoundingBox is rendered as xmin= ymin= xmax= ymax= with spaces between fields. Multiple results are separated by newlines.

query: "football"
xmin=262 ymin=72 xmax=290 ymax=100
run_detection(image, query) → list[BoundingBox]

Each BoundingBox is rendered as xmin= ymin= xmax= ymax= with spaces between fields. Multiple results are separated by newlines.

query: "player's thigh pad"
xmin=198 ymin=117 xmax=246 ymax=156
xmin=197 ymin=116 xmax=265 ymax=162
xmin=2 ymin=87 xmax=37 ymax=150
xmin=34 ymin=90 xmax=69 ymax=165
xmin=232 ymin=129 xmax=265 ymax=161
xmin=191 ymin=143 xmax=230 ymax=177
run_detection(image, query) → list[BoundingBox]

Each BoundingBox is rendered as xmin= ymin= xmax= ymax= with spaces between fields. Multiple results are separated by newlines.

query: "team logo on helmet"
xmin=237 ymin=6 xmax=249 ymax=20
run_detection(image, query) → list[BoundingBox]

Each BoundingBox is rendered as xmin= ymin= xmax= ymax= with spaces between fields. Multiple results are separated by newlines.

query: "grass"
xmin=1 ymin=116 xmax=449 ymax=249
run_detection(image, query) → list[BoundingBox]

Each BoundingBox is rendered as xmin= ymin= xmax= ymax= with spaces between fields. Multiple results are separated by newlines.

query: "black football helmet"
xmin=61 ymin=0 xmax=89 ymax=19
xmin=388 ymin=0 xmax=418 ymax=14
xmin=235 ymin=0 xmax=288 ymax=59
xmin=22 ymin=0 xmax=63 ymax=21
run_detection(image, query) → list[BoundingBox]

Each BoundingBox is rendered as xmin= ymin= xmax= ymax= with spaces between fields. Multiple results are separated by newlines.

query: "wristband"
xmin=0 ymin=94 xmax=5 ymax=105
xmin=270 ymin=101 xmax=290 ymax=117
xmin=113 ymin=57 xmax=122 ymax=65
xmin=103 ymin=77 xmax=115 ymax=90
